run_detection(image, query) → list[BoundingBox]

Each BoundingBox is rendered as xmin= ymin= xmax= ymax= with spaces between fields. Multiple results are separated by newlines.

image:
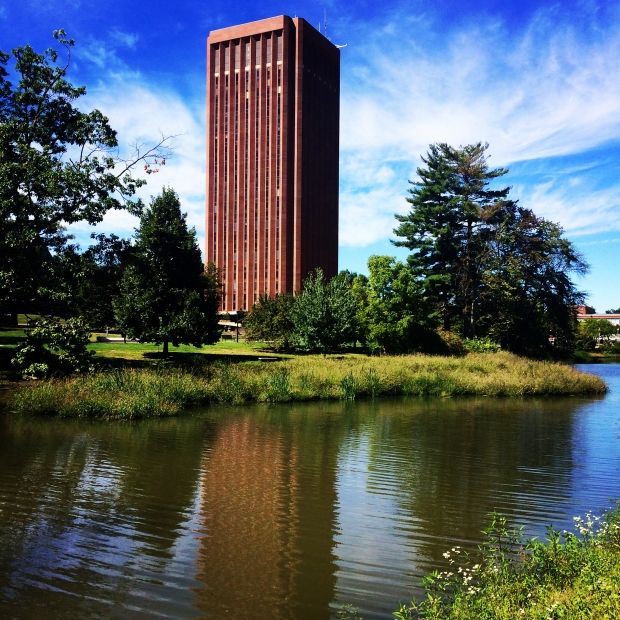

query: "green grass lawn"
xmin=86 ymin=334 xmax=285 ymax=361
xmin=0 ymin=326 xmax=285 ymax=364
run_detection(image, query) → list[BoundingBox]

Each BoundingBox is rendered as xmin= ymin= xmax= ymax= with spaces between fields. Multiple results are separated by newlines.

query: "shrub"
xmin=11 ymin=317 xmax=94 ymax=379
xmin=463 ymin=337 xmax=501 ymax=353
xmin=397 ymin=506 xmax=620 ymax=619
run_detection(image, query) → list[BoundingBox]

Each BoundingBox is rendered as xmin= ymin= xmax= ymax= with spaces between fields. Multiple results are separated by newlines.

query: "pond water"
xmin=1 ymin=364 xmax=619 ymax=619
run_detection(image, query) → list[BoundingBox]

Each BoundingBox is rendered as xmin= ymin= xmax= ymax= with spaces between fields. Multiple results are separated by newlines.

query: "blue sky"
xmin=2 ymin=0 xmax=620 ymax=311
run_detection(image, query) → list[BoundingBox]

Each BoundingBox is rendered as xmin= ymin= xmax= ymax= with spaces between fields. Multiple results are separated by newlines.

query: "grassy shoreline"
xmin=8 ymin=352 xmax=607 ymax=420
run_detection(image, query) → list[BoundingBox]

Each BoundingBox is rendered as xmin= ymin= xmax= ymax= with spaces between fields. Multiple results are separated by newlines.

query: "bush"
xmin=599 ymin=341 xmax=620 ymax=355
xmin=11 ymin=317 xmax=94 ymax=379
xmin=463 ymin=337 xmax=501 ymax=353
xmin=397 ymin=506 xmax=620 ymax=619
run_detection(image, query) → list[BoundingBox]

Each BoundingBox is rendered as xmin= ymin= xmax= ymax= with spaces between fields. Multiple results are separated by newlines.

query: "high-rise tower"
xmin=206 ymin=16 xmax=340 ymax=311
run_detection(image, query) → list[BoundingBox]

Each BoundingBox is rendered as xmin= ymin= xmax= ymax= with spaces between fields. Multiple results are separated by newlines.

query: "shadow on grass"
xmin=0 ymin=346 xmax=14 ymax=372
xmin=141 ymin=351 xmax=282 ymax=365
xmin=90 ymin=350 xmax=283 ymax=371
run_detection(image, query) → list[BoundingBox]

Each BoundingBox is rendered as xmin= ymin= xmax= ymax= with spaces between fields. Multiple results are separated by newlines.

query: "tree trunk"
xmin=462 ymin=218 xmax=475 ymax=339
xmin=163 ymin=339 xmax=169 ymax=355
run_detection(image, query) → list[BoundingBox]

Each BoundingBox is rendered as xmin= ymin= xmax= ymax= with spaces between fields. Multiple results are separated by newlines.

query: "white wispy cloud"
xmin=78 ymin=29 xmax=139 ymax=71
xmin=109 ymin=29 xmax=138 ymax=49
xmin=511 ymin=180 xmax=620 ymax=237
xmin=67 ymin=2 xmax=620 ymax=257
xmin=79 ymin=41 xmax=121 ymax=69
xmin=70 ymin=76 xmax=206 ymax=252
xmin=338 ymin=3 xmax=620 ymax=246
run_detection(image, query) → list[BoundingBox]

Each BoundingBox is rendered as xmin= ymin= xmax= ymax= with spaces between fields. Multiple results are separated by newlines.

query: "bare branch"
xmin=113 ymin=133 xmax=177 ymax=180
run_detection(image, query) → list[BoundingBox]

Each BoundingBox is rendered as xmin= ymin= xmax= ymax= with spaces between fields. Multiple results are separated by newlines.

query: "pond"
xmin=1 ymin=364 xmax=619 ymax=619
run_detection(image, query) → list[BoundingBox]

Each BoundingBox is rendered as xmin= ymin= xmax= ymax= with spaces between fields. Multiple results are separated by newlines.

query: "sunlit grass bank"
xmin=395 ymin=506 xmax=620 ymax=620
xmin=10 ymin=352 xmax=606 ymax=420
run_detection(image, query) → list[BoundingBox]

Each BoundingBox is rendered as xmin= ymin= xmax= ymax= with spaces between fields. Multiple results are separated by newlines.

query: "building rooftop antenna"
xmin=319 ymin=10 xmax=347 ymax=48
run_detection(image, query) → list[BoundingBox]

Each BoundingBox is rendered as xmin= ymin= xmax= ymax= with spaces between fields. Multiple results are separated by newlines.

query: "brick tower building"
xmin=206 ymin=16 xmax=340 ymax=311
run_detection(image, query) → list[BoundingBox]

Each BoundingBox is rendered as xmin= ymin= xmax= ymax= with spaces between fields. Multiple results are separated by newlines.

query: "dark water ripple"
xmin=1 ymin=365 xmax=619 ymax=619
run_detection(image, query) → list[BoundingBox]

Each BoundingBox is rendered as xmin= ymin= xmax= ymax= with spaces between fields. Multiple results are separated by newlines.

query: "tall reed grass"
xmin=10 ymin=352 xmax=607 ymax=419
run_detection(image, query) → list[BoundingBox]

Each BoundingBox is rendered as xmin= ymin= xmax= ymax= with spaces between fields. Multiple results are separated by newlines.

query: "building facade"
xmin=206 ymin=16 xmax=340 ymax=311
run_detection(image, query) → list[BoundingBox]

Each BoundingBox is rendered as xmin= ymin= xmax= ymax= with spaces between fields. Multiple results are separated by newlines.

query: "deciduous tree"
xmin=0 ymin=31 xmax=170 ymax=318
xmin=244 ymin=293 xmax=296 ymax=351
xmin=575 ymin=318 xmax=617 ymax=351
xmin=291 ymin=269 xmax=358 ymax=353
xmin=72 ymin=234 xmax=131 ymax=329
xmin=478 ymin=205 xmax=586 ymax=355
xmin=359 ymin=255 xmax=436 ymax=353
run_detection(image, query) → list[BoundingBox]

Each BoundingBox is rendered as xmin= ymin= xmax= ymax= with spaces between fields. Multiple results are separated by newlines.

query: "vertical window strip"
xmin=254 ymin=65 xmax=259 ymax=294
xmin=223 ymin=68 xmax=229 ymax=278
xmin=213 ymin=73 xmax=219 ymax=258
xmin=264 ymin=64 xmax=270 ymax=289
xmin=233 ymin=69 xmax=239 ymax=299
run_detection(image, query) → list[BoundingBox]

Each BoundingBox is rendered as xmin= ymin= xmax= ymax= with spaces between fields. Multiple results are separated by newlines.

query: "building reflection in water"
xmin=195 ymin=406 xmax=342 ymax=620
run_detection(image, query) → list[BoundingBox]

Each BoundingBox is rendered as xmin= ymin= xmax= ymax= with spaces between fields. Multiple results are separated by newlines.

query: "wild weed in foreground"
xmin=395 ymin=505 xmax=620 ymax=619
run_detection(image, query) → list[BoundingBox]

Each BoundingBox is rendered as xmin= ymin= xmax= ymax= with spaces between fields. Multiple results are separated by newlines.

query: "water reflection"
xmin=0 ymin=366 xmax=618 ymax=619
xmin=332 ymin=398 xmax=592 ymax=617
xmin=195 ymin=407 xmax=344 ymax=620
xmin=0 ymin=418 xmax=209 ymax=617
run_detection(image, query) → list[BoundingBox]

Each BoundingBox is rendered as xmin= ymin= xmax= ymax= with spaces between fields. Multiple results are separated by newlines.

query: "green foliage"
xmin=463 ymin=337 xmax=501 ymax=353
xmin=357 ymin=255 xmax=437 ymax=354
xmin=265 ymin=367 xmax=292 ymax=402
xmin=394 ymin=143 xmax=586 ymax=358
xmin=113 ymin=188 xmax=221 ymax=353
xmin=394 ymin=142 xmax=511 ymax=337
xmin=478 ymin=207 xmax=586 ymax=357
xmin=398 ymin=506 xmax=620 ymax=619
xmin=340 ymin=372 xmax=358 ymax=400
xmin=71 ymin=234 xmax=131 ymax=329
xmin=575 ymin=319 xmax=617 ymax=351
xmin=0 ymin=31 xmax=168 ymax=317
xmin=434 ymin=329 xmax=465 ymax=356
xmin=599 ymin=341 xmax=620 ymax=355
xmin=11 ymin=317 xmax=93 ymax=378
xmin=244 ymin=293 xmax=296 ymax=351
xmin=291 ymin=269 xmax=358 ymax=353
